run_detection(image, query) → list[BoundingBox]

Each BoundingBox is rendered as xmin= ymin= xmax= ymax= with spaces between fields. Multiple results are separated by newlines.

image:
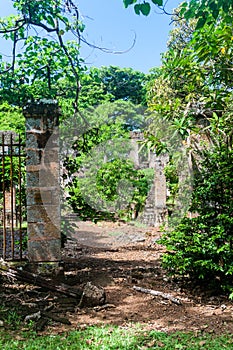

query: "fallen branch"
xmin=133 ymin=286 xmax=182 ymax=305
xmin=93 ymin=303 xmax=116 ymax=312
xmin=24 ymin=310 xmax=71 ymax=325
xmin=0 ymin=259 xmax=82 ymax=300
xmin=41 ymin=311 xmax=71 ymax=325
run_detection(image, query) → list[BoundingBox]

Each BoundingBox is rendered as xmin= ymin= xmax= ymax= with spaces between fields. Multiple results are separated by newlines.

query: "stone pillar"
xmin=24 ymin=100 xmax=61 ymax=262
xmin=153 ymin=155 xmax=168 ymax=225
xmin=129 ymin=131 xmax=144 ymax=168
xmin=139 ymin=153 xmax=168 ymax=227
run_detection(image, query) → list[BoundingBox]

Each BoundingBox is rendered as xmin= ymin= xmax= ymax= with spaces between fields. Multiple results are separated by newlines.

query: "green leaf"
xmin=134 ymin=4 xmax=141 ymax=15
xmin=140 ymin=2 xmax=151 ymax=16
xmin=195 ymin=16 xmax=207 ymax=30
xmin=151 ymin=0 xmax=163 ymax=6
xmin=184 ymin=3 xmax=197 ymax=20
xmin=123 ymin=0 xmax=137 ymax=8
xmin=179 ymin=2 xmax=188 ymax=16
xmin=209 ymin=1 xmax=219 ymax=19
xmin=46 ymin=15 xmax=55 ymax=28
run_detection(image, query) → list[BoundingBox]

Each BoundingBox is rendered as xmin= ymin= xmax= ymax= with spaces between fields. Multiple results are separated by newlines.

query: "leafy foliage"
xmin=96 ymin=66 xmax=147 ymax=105
xmin=144 ymin=2 xmax=233 ymax=293
xmin=0 ymin=103 xmax=25 ymax=137
xmin=63 ymin=100 xmax=150 ymax=221
xmin=123 ymin=0 xmax=163 ymax=16
xmin=96 ymin=159 xmax=151 ymax=212
xmin=183 ymin=0 xmax=233 ymax=29
xmin=0 ymin=0 xmax=84 ymax=110
xmin=123 ymin=0 xmax=233 ymax=28
xmin=77 ymin=66 xmax=147 ymax=110
xmin=160 ymin=142 xmax=233 ymax=286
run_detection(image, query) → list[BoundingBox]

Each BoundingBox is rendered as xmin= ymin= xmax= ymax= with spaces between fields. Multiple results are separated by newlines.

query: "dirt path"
xmin=1 ymin=220 xmax=232 ymax=335
xmin=60 ymin=220 xmax=233 ymax=335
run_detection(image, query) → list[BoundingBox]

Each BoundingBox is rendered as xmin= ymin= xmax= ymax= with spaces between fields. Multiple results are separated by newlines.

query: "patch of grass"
xmin=0 ymin=325 xmax=233 ymax=350
xmin=0 ymin=304 xmax=23 ymax=330
xmin=5 ymin=310 xmax=22 ymax=329
xmin=141 ymin=331 xmax=233 ymax=349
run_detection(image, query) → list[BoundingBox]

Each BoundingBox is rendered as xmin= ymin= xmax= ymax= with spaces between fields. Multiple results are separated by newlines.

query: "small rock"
xmin=79 ymin=282 xmax=106 ymax=307
xmin=132 ymin=237 xmax=146 ymax=243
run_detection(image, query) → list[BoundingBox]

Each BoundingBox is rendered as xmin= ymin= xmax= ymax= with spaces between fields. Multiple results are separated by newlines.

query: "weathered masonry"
xmin=130 ymin=131 xmax=168 ymax=227
xmin=24 ymin=100 xmax=61 ymax=262
xmin=140 ymin=154 xmax=168 ymax=226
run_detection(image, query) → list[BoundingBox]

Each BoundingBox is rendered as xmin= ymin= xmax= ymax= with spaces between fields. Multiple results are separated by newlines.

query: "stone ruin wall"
xmin=130 ymin=131 xmax=168 ymax=227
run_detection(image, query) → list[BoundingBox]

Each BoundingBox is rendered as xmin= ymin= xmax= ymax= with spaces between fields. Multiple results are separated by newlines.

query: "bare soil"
xmin=1 ymin=220 xmax=233 ymax=335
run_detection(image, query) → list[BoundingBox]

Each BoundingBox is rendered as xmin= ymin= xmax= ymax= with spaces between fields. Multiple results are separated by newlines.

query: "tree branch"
xmin=0 ymin=19 xmax=25 ymax=34
xmin=57 ymin=29 xmax=81 ymax=113
xmin=133 ymin=285 xmax=182 ymax=305
xmin=29 ymin=20 xmax=58 ymax=33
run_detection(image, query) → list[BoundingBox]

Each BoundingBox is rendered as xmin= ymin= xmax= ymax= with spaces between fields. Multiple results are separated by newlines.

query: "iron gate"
xmin=0 ymin=131 xmax=26 ymax=260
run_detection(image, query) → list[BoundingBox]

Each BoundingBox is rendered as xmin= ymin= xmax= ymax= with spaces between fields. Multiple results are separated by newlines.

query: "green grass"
xmin=0 ymin=325 xmax=233 ymax=350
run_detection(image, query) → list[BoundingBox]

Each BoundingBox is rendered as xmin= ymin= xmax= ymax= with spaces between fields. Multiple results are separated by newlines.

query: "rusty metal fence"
xmin=0 ymin=131 xmax=26 ymax=260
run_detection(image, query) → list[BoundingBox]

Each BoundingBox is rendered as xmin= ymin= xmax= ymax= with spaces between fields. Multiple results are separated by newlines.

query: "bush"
xmin=67 ymin=159 xmax=153 ymax=222
xmin=160 ymin=143 xmax=233 ymax=293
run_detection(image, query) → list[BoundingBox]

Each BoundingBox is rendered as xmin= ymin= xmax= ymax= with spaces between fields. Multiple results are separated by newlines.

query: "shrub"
xmin=160 ymin=143 xmax=233 ymax=293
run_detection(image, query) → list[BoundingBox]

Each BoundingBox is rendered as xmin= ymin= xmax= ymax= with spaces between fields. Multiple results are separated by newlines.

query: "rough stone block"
xmin=39 ymin=169 xmax=59 ymax=187
xmin=26 ymin=171 xmax=40 ymax=187
xmin=28 ymin=222 xmax=60 ymax=240
xmin=28 ymin=239 xmax=61 ymax=262
xmin=26 ymin=149 xmax=43 ymax=165
xmin=27 ymin=204 xmax=60 ymax=224
xmin=43 ymin=150 xmax=59 ymax=164
xmin=26 ymin=133 xmax=39 ymax=148
xmin=27 ymin=189 xmax=54 ymax=205
xmin=26 ymin=117 xmax=41 ymax=130
xmin=79 ymin=282 xmax=106 ymax=307
xmin=24 ymin=100 xmax=61 ymax=262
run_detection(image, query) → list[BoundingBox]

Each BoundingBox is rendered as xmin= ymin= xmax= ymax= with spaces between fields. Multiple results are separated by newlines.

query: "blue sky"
xmin=2 ymin=0 xmax=182 ymax=73
xmin=78 ymin=0 xmax=182 ymax=72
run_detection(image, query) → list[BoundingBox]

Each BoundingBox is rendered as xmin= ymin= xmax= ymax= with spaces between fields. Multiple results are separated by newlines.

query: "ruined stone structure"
xmin=24 ymin=100 xmax=61 ymax=262
xmin=130 ymin=131 xmax=168 ymax=227
xmin=139 ymin=154 xmax=168 ymax=227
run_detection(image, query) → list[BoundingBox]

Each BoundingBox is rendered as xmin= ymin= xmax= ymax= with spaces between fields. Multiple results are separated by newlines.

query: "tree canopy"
xmin=123 ymin=0 xmax=233 ymax=28
xmin=0 ymin=0 xmax=84 ymax=109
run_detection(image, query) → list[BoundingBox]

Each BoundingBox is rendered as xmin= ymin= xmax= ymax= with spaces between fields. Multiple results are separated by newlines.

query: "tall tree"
xmin=0 ymin=0 xmax=84 ymax=109
xmin=77 ymin=66 xmax=147 ymax=109
xmin=97 ymin=66 xmax=147 ymax=105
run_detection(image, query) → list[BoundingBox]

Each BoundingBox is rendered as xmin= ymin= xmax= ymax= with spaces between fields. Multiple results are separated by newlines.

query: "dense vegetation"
xmin=0 ymin=0 xmax=232 ymax=295
xmin=144 ymin=3 xmax=233 ymax=295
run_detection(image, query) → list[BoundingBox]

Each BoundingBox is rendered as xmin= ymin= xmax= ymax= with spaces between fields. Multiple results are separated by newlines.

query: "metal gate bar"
xmin=10 ymin=134 xmax=14 ymax=259
xmin=18 ymin=134 xmax=23 ymax=260
xmin=0 ymin=131 xmax=25 ymax=260
xmin=1 ymin=133 xmax=6 ymax=258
